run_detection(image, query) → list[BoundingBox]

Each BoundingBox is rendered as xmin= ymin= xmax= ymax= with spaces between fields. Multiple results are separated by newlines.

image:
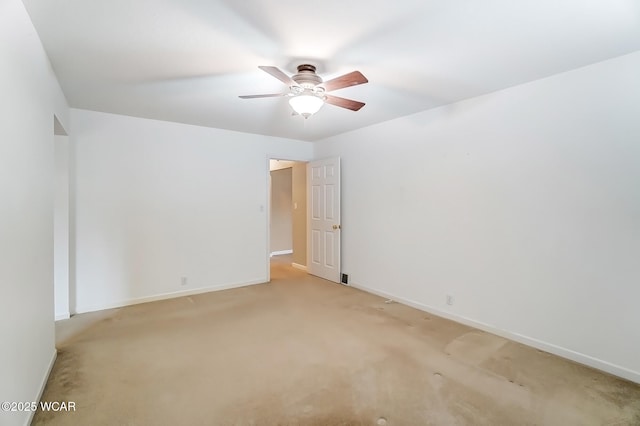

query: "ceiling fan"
xmin=239 ymin=64 xmax=368 ymax=118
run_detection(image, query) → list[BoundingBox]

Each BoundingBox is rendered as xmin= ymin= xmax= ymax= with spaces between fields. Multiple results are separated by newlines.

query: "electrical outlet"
xmin=446 ymin=294 xmax=454 ymax=306
xmin=181 ymin=277 xmax=188 ymax=286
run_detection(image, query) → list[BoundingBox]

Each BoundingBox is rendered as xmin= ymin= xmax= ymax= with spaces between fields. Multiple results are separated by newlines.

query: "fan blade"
xmin=321 ymin=71 xmax=368 ymax=92
xmin=239 ymin=93 xmax=286 ymax=99
xmin=325 ymin=95 xmax=365 ymax=111
xmin=258 ymin=66 xmax=297 ymax=87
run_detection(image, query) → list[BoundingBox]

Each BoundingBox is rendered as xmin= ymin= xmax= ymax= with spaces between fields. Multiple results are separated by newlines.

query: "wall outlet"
xmin=181 ymin=277 xmax=188 ymax=286
xmin=446 ymin=294 xmax=454 ymax=306
xmin=341 ymin=273 xmax=349 ymax=284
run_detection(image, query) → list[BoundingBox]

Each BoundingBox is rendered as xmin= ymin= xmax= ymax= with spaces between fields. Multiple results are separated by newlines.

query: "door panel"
xmin=307 ymin=157 xmax=341 ymax=282
xmin=311 ymin=230 xmax=321 ymax=264
xmin=325 ymin=185 xmax=335 ymax=220
xmin=312 ymin=185 xmax=321 ymax=219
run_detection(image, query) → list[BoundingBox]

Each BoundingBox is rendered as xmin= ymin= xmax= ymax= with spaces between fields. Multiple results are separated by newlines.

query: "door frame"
xmin=54 ymin=115 xmax=71 ymax=320
xmin=265 ymin=154 xmax=309 ymax=283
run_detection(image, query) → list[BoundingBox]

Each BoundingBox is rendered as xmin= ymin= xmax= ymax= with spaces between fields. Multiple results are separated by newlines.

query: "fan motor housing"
xmin=292 ymin=64 xmax=323 ymax=87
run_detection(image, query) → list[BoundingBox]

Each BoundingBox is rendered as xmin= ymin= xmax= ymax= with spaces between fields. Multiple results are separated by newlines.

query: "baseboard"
xmin=55 ymin=312 xmax=70 ymax=321
xmin=291 ymin=263 xmax=307 ymax=271
xmin=350 ymin=283 xmax=640 ymax=385
xmin=25 ymin=349 xmax=57 ymax=426
xmin=270 ymin=250 xmax=293 ymax=257
xmin=75 ymin=278 xmax=266 ymax=314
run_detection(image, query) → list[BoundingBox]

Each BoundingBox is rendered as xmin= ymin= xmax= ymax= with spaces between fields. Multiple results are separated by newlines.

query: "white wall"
xmin=0 ymin=1 xmax=69 ymax=425
xmin=315 ymin=51 xmax=640 ymax=383
xmin=54 ymin=135 xmax=70 ymax=320
xmin=72 ymin=109 xmax=313 ymax=313
xmin=270 ymin=168 xmax=293 ymax=254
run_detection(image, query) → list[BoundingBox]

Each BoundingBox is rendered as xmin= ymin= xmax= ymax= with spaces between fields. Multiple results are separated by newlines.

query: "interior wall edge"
xmin=25 ymin=350 xmax=57 ymax=426
xmin=55 ymin=313 xmax=70 ymax=322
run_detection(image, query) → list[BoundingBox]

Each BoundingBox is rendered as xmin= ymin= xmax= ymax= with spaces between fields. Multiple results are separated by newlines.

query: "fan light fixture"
xmin=288 ymin=94 xmax=324 ymax=118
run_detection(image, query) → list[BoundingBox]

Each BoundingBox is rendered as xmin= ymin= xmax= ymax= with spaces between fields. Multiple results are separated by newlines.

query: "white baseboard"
xmin=25 ymin=349 xmax=57 ymax=426
xmin=350 ymin=283 xmax=640 ymax=385
xmin=75 ymin=278 xmax=267 ymax=314
xmin=270 ymin=250 xmax=293 ymax=257
xmin=55 ymin=312 xmax=70 ymax=321
xmin=291 ymin=263 xmax=307 ymax=271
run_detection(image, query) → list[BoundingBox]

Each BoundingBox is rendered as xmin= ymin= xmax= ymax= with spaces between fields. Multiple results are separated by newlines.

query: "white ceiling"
xmin=22 ymin=0 xmax=640 ymax=141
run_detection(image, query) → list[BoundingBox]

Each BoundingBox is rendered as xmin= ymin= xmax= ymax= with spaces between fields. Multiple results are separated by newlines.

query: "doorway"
xmin=269 ymin=159 xmax=308 ymax=280
xmin=54 ymin=115 xmax=70 ymax=321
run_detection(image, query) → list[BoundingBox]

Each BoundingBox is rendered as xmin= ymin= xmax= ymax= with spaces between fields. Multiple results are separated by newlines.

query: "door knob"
xmin=332 ymin=225 xmax=341 ymax=230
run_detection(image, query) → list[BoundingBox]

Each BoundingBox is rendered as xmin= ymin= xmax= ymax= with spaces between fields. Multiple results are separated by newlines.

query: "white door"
xmin=307 ymin=157 xmax=341 ymax=282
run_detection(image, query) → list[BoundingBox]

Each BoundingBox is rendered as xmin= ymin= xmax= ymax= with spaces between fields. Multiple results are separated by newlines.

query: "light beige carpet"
xmin=34 ymin=258 xmax=640 ymax=425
